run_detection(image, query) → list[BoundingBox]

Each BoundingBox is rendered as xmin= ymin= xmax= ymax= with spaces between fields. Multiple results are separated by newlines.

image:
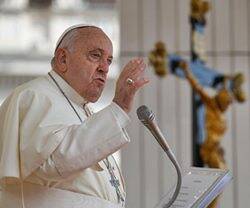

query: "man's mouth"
xmin=95 ymin=78 xmax=106 ymax=84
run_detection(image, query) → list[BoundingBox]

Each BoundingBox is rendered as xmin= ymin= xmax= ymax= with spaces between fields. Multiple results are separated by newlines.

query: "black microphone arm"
xmin=137 ymin=105 xmax=182 ymax=208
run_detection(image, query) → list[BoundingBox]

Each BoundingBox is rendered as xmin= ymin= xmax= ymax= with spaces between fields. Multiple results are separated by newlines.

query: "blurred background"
xmin=0 ymin=0 xmax=249 ymax=207
xmin=0 ymin=0 xmax=120 ymax=108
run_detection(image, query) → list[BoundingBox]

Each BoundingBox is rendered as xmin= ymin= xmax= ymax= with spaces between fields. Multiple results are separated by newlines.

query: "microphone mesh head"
xmin=136 ymin=105 xmax=155 ymax=122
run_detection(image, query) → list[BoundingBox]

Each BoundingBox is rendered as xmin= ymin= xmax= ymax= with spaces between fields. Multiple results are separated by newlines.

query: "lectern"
xmin=155 ymin=167 xmax=232 ymax=208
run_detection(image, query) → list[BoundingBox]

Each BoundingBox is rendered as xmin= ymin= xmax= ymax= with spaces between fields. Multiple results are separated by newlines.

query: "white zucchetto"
xmin=55 ymin=24 xmax=99 ymax=53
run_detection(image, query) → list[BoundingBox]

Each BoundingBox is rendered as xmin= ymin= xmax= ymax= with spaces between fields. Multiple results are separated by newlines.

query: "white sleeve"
xmin=34 ymin=102 xmax=130 ymax=181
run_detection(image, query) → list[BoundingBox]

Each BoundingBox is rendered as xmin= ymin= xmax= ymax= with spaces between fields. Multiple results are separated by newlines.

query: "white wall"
xmin=120 ymin=0 xmax=250 ymax=207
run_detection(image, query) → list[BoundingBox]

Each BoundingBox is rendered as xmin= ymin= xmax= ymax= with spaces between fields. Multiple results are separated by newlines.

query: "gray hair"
xmin=51 ymin=28 xmax=82 ymax=68
xmin=51 ymin=26 xmax=100 ymax=69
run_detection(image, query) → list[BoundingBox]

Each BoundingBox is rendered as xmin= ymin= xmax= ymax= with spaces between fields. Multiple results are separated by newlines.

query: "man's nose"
xmin=98 ymin=59 xmax=109 ymax=73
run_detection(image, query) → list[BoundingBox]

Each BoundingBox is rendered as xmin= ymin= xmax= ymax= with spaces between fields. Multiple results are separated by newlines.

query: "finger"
xmin=127 ymin=64 xmax=146 ymax=84
xmin=125 ymin=58 xmax=144 ymax=73
xmin=132 ymin=63 xmax=146 ymax=78
xmin=134 ymin=77 xmax=150 ymax=89
xmin=134 ymin=61 xmax=146 ymax=72
xmin=118 ymin=59 xmax=145 ymax=84
xmin=133 ymin=57 xmax=143 ymax=64
xmin=126 ymin=61 xmax=146 ymax=78
xmin=126 ymin=58 xmax=142 ymax=68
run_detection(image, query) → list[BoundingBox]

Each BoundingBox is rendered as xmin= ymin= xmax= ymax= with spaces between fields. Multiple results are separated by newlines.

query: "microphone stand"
xmin=161 ymin=149 xmax=182 ymax=208
xmin=137 ymin=105 xmax=182 ymax=208
xmin=148 ymin=124 xmax=182 ymax=208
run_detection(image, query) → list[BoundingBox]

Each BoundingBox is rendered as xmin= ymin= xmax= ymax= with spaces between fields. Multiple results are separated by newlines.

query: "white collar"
xmin=47 ymin=70 xmax=88 ymax=106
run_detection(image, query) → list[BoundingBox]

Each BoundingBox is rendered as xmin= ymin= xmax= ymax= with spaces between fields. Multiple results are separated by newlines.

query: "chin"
xmin=88 ymin=97 xmax=99 ymax=103
xmin=87 ymin=93 xmax=102 ymax=103
xmin=84 ymin=87 xmax=104 ymax=103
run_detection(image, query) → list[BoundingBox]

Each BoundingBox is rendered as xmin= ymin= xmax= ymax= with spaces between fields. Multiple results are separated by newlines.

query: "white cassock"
xmin=0 ymin=70 xmax=130 ymax=208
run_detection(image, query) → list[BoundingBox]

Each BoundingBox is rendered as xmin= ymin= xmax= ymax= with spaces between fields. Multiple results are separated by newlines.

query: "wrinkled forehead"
xmin=76 ymin=29 xmax=113 ymax=57
xmin=83 ymin=31 xmax=112 ymax=48
xmin=55 ymin=24 xmax=112 ymax=52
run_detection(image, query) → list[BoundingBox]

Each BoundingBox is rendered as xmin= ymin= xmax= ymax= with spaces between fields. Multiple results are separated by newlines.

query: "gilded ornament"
xmin=231 ymin=72 xmax=246 ymax=102
xmin=148 ymin=41 xmax=168 ymax=77
xmin=179 ymin=61 xmax=232 ymax=172
xmin=191 ymin=0 xmax=210 ymax=22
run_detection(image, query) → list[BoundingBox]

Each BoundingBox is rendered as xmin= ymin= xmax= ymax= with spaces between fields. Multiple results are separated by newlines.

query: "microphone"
xmin=136 ymin=105 xmax=182 ymax=208
xmin=136 ymin=105 xmax=171 ymax=152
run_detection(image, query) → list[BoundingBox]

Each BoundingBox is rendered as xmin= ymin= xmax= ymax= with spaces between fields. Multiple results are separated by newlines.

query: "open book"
xmin=155 ymin=167 xmax=232 ymax=208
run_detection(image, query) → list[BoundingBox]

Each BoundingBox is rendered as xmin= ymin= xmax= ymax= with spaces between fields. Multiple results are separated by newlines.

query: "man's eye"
xmin=107 ymin=59 xmax=112 ymax=65
xmin=91 ymin=53 xmax=101 ymax=58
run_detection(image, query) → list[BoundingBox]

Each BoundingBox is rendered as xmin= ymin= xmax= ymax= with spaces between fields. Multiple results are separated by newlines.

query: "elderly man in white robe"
xmin=0 ymin=25 xmax=149 ymax=208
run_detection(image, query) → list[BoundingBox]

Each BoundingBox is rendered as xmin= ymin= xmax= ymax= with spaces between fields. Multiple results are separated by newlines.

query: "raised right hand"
xmin=113 ymin=58 xmax=149 ymax=113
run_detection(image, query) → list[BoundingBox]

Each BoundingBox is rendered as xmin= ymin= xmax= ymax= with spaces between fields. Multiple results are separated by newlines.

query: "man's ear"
xmin=55 ymin=48 xmax=68 ymax=73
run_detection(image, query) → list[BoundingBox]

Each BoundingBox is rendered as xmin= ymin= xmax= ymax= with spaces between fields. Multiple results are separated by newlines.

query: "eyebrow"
xmin=90 ymin=48 xmax=113 ymax=60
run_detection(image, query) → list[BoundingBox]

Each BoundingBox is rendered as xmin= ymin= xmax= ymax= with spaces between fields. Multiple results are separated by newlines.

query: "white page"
xmin=155 ymin=168 xmax=232 ymax=208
